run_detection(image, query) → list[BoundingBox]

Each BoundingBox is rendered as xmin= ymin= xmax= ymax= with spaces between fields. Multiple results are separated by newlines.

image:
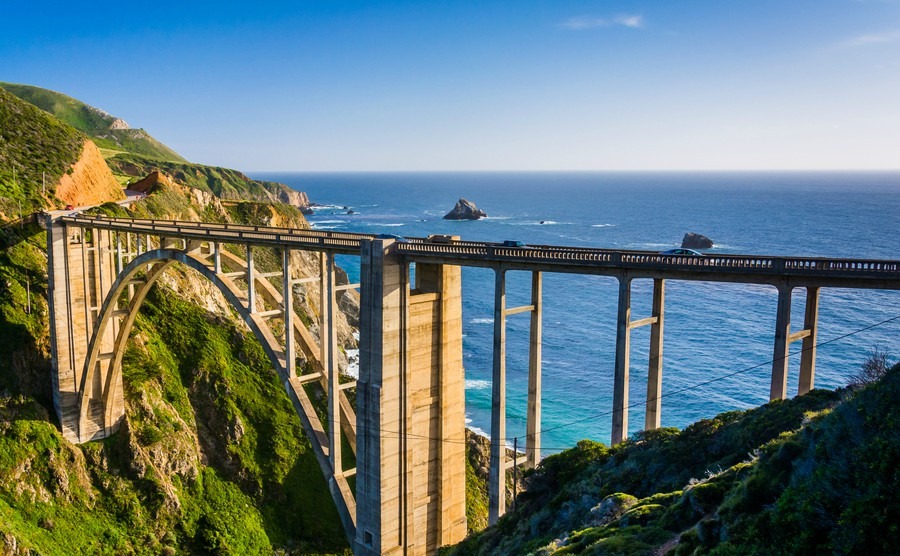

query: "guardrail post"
xmin=770 ymin=283 xmax=792 ymax=401
xmin=645 ymin=278 xmax=665 ymax=431
xmin=612 ymin=275 xmax=632 ymax=444
xmin=489 ymin=267 xmax=507 ymax=525
xmin=798 ymin=286 xmax=819 ymax=395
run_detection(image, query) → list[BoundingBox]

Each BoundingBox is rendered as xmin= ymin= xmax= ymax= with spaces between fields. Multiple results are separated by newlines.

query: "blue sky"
xmin=2 ymin=1 xmax=899 ymax=171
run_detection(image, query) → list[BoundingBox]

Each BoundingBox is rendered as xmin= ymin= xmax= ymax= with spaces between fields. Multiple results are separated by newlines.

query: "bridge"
xmin=45 ymin=214 xmax=900 ymax=554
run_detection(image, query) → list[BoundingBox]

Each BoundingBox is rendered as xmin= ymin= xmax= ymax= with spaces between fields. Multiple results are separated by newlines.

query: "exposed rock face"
xmin=129 ymin=170 xmax=174 ymax=193
xmin=682 ymin=232 xmax=714 ymax=249
xmin=443 ymin=198 xmax=487 ymax=220
xmin=276 ymin=188 xmax=313 ymax=214
xmin=55 ymin=140 xmax=125 ymax=206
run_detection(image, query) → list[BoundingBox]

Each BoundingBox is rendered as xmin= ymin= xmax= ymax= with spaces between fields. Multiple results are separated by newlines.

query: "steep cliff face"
xmin=55 ymin=140 xmax=124 ymax=206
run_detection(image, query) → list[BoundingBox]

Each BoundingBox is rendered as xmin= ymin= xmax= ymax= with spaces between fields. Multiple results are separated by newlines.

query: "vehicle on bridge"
xmin=661 ymin=248 xmax=704 ymax=256
xmin=502 ymin=240 xmax=527 ymax=248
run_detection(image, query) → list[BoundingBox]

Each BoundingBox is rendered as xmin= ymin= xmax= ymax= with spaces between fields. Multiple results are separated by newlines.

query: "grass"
xmin=0 ymin=88 xmax=83 ymax=212
xmin=0 ymin=82 xmax=185 ymax=163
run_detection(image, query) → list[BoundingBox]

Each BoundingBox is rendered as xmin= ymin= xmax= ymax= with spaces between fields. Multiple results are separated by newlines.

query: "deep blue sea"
xmin=254 ymin=171 xmax=900 ymax=452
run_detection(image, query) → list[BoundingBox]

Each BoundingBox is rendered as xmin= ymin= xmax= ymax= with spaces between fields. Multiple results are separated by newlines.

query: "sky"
xmin=2 ymin=0 xmax=899 ymax=171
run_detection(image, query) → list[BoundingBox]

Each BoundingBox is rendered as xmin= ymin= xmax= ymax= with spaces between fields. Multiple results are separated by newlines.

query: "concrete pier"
xmin=355 ymin=240 xmax=467 ymax=555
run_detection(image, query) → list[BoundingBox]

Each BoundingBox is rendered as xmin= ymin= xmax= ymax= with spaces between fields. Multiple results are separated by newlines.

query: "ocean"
xmin=253 ymin=171 xmax=900 ymax=452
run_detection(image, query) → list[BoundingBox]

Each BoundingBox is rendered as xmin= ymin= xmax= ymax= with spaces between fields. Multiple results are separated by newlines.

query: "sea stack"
xmin=682 ymin=232 xmax=714 ymax=249
xmin=443 ymin=198 xmax=487 ymax=220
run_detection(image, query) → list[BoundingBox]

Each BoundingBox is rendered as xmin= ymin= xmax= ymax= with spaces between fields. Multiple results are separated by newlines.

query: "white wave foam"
xmin=313 ymin=219 xmax=346 ymax=224
xmin=378 ymin=223 xmax=405 ymax=227
xmin=591 ymin=223 xmax=616 ymax=228
xmin=312 ymin=204 xmax=347 ymax=210
xmin=345 ymin=348 xmax=360 ymax=379
xmin=630 ymin=242 xmax=672 ymax=249
xmin=465 ymin=379 xmax=491 ymax=390
xmin=312 ymin=225 xmax=340 ymax=230
xmin=469 ymin=317 xmax=494 ymax=324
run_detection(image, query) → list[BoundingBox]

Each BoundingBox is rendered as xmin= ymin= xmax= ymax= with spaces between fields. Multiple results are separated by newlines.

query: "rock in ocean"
xmin=443 ymin=198 xmax=487 ymax=220
xmin=682 ymin=232 xmax=714 ymax=249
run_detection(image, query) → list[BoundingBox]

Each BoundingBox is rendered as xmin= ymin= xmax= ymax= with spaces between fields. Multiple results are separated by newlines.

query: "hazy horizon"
xmin=3 ymin=1 xmax=899 ymax=172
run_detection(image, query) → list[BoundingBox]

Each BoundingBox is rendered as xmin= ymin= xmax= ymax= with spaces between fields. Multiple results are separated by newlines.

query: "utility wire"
xmin=312 ymin=312 xmax=900 ymax=449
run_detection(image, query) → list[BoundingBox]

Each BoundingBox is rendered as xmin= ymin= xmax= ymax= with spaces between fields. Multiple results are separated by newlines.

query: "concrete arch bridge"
xmin=46 ymin=215 xmax=900 ymax=554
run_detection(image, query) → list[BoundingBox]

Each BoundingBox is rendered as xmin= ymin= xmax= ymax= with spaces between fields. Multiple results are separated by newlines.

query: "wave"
xmin=378 ymin=223 xmax=405 ymax=227
xmin=345 ymin=348 xmax=360 ymax=380
xmin=465 ymin=379 xmax=491 ymax=390
xmin=591 ymin=223 xmax=616 ymax=228
xmin=469 ymin=317 xmax=494 ymax=325
xmin=311 ymin=204 xmax=348 ymax=210
xmin=312 ymin=225 xmax=341 ymax=230
xmin=311 ymin=219 xmax=346 ymax=224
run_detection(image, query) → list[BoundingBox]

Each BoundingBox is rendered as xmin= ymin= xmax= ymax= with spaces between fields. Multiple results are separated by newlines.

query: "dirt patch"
xmin=56 ymin=140 xmax=124 ymax=206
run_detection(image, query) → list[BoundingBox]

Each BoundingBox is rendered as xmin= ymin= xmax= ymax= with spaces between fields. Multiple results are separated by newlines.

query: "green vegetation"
xmin=0 ymin=88 xmax=84 ymax=212
xmin=446 ymin=363 xmax=900 ymax=555
xmin=0 ymin=82 xmax=186 ymax=163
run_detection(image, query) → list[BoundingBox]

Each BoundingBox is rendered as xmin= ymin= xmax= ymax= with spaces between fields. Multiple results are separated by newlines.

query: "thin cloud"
xmin=840 ymin=30 xmax=900 ymax=47
xmin=560 ymin=14 xmax=644 ymax=31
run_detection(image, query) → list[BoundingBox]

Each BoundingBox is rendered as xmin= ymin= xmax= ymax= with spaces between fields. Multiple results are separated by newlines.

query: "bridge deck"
xmin=60 ymin=215 xmax=900 ymax=289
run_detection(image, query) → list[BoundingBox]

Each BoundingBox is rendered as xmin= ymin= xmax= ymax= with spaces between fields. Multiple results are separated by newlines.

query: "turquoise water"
xmin=254 ymin=171 xmax=900 ymax=451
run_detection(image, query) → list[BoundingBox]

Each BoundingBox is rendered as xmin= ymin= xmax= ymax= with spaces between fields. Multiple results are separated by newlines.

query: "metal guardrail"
xmin=59 ymin=215 xmax=900 ymax=282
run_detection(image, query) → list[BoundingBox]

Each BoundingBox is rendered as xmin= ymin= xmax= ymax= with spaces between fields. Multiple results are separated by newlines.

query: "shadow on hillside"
xmin=0 ymin=214 xmax=42 ymax=249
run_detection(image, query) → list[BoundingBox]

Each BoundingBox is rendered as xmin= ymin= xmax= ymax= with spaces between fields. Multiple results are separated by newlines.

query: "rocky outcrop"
xmin=55 ymin=140 xmax=124 ymax=207
xmin=276 ymin=188 xmax=313 ymax=214
xmin=128 ymin=170 xmax=174 ymax=193
xmin=444 ymin=198 xmax=487 ymax=220
xmin=682 ymin=232 xmax=714 ymax=249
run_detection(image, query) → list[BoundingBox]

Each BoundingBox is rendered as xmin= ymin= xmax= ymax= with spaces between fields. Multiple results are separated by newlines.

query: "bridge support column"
xmin=798 ymin=287 xmax=819 ymax=395
xmin=489 ymin=269 xmax=507 ymax=525
xmin=770 ymin=283 xmax=792 ymax=401
xmin=612 ymin=276 xmax=632 ymax=445
xmin=283 ymin=249 xmax=296 ymax=379
xmin=320 ymin=252 xmax=342 ymax=477
xmin=246 ymin=245 xmax=256 ymax=314
xmin=645 ymin=279 xmax=665 ymax=431
xmin=356 ymin=240 xmax=466 ymax=555
xmin=526 ymin=271 xmax=542 ymax=469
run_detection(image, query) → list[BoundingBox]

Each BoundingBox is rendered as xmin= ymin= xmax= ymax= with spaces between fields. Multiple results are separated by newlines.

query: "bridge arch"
xmin=77 ymin=248 xmax=289 ymax=441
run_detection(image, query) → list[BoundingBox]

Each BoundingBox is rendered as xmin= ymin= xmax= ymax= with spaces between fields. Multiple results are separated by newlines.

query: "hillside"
xmin=0 ymin=86 xmax=361 ymax=552
xmin=447 ymin=362 xmax=900 ymax=555
xmin=0 ymin=87 xmax=83 ymax=213
xmin=0 ymin=82 xmax=186 ymax=163
xmin=1 ymin=83 xmax=312 ymax=211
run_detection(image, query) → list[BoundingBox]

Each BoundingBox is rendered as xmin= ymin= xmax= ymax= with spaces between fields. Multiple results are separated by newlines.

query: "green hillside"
xmin=108 ymin=152 xmax=295 ymax=202
xmin=447 ymin=361 xmax=900 ymax=555
xmin=0 ymin=87 xmax=84 ymax=213
xmin=0 ymin=82 xmax=186 ymax=163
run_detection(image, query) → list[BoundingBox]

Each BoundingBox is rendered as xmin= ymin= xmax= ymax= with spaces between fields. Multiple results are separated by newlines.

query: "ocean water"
xmin=254 ymin=171 xmax=900 ymax=452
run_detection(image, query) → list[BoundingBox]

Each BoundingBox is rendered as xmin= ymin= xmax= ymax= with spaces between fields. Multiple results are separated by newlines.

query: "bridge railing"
xmin=59 ymin=215 xmax=900 ymax=281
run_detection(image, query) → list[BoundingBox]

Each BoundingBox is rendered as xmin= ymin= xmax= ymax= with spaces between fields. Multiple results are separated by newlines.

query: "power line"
xmin=313 ymin=312 xmax=900 ymax=449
